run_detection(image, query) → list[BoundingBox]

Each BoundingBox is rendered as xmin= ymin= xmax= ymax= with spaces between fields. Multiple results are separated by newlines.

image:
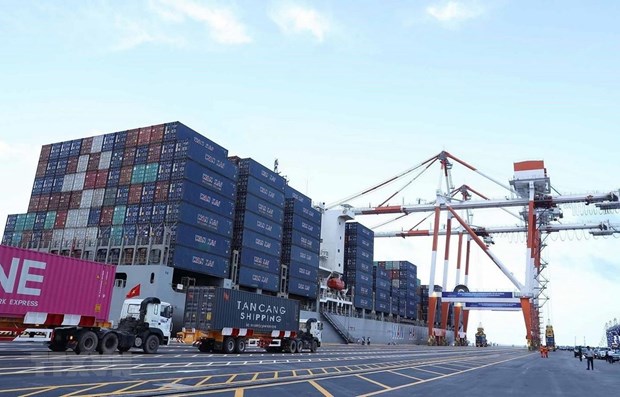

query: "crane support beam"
xmin=350 ymin=192 xmax=618 ymax=215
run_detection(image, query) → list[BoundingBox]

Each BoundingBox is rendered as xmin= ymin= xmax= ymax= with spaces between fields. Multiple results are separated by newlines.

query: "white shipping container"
xmin=77 ymin=155 xmax=89 ymax=173
xmin=76 ymin=209 xmax=89 ymax=228
xmin=86 ymin=227 xmax=98 ymax=241
xmin=92 ymin=188 xmax=105 ymax=207
xmin=52 ymin=229 xmax=64 ymax=246
xmin=73 ymin=172 xmax=85 ymax=191
xmin=74 ymin=227 xmax=87 ymax=241
xmin=99 ymin=151 xmax=112 ymax=169
xmin=91 ymin=135 xmax=104 ymax=153
xmin=62 ymin=174 xmax=75 ymax=192
xmin=66 ymin=209 xmax=80 ymax=228
xmin=80 ymin=189 xmax=94 ymax=208
xmin=61 ymin=228 xmax=76 ymax=248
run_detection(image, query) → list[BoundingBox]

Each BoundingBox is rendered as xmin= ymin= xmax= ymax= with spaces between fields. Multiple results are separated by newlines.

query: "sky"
xmin=1 ymin=0 xmax=619 ymax=347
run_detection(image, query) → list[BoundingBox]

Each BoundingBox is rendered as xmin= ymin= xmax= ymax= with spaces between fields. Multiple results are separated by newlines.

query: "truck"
xmin=475 ymin=323 xmax=488 ymax=347
xmin=178 ymin=286 xmax=322 ymax=354
xmin=545 ymin=325 xmax=556 ymax=351
xmin=0 ymin=245 xmax=172 ymax=354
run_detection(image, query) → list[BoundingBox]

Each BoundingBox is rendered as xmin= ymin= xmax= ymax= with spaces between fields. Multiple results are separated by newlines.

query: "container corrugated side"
xmin=281 ymin=245 xmax=318 ymax=267
xmin=345 ymin=258 xmax=372 ymax=274
xmin=284 ymin=185 xmax=311 ymax=206
xmin=285 ymin=215 xmax=321 ymax=240
xmin=285 ymin=199 xmax=321 ymax=226
xmin=170 ymin=246 xmax=230 ymax=277
xmin=180 ymin=180 xmax=236 ymax=218
xmin=353 ymin=295 xmax=372 ymax=310
xmin=344 ymin=246 xmax=373 ymax=263
xmin=237 ymin=158 xmax=287 ymax=191
xmin=239 ymin=247 xmax=281 ymax=274
xmin=288 ymin=277 xmax=318 ymax=298
xmin=182 ymin=159 xmax=237 ymax=200
xmin=0 ymin=245 xmax=115 ymax=322
xmin=355 ymin=284 xmax=372 ymax=298
xmin=241 ymin=210 xmax=283 ymax=241
xmin=345 ymin=222 xmax=374 ymax=239
xmin=166 ymin=202 xmax=234 ymax=238
xmin=183 ymin=286 xmax=299 ymax=332
xmin=240 ymin=176 xmax=285 ymax=208
xmin=174 ymin=223 xmax=232 ymax=258
xmin=374 ymin=300 xmax=389 ymax=313
xmin=282 ymin=229 xmax=320 ymax=252
xmin=374 ymin=278 xmax=391 ymax=292
xmin=181 ymin=139 xmax=238 ymax=181
xmin=167 ymin=122 xmax=229 ymax=159
xmin=238 ymin=193 xmax=284 ymax=223
xmin=287 ymin=261 xmax=318 ymax=283
xmin=240 ymin=229 xmax=282 ymax=258
xmin=238 ymin=267 xmax=279 ymax=292
xmin=376 ymin=289 xmax=390 ymax=302
xmin=345 ymin=271 xmax=373 ymax=288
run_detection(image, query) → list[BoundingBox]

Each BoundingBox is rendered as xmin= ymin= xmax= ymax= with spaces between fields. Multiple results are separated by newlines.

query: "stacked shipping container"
xmin=377 ymin=260 xmax=418 ymax=320
xmin=281 ymin=186 xmax=321 ymax=299
xmin=372 ymin=265 xmax=391 ymax=314
xmin=344 ymin=222 xmax=374 ymax=311
xmin=228 ymin=158 xmax=286 ymax=292
xmin=2 ymin=122 xmax=238 ymax=279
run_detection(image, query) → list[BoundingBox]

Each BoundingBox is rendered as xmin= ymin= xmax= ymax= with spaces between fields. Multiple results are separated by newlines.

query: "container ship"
xmin=1 ymin=121 xmax=455 ymax=345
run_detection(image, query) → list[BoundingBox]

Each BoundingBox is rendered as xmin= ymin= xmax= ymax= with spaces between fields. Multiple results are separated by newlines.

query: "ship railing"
xmin=321 ymin=310 xmax=357 ymax=344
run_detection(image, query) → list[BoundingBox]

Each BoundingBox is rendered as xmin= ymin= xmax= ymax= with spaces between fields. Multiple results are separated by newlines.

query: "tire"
xmin=98 ymin=333 xmax=119 ymax=354
xmin=49 ymin=342 xmax=68 ymax=352
xmin=235 ymin=338 xmax=246 ymax=354
xmin=295 ymin=340 xmax=303 ymax=353
xmin=288 ymin=340 xmax=297 ymax=354
xmin=222 ymin=336 xmax=236 ymax=354
xmin=142 ymin=334 xmax=159 ymax=354
xmin=75 ymin=330 xmax=98 ymax=355
xmin=310 ymin=340 xmax=318 ymax=353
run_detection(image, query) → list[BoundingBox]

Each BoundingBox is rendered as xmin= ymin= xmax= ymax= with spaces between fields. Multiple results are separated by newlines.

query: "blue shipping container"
xmin=346 ymin=259 xmax=372 ymax=274
xmin=285 ymin=199 xmax=321 ymax=226
xmin=287 ymin=215 xmax=321 ymax=240
xmin=282 ymin=245 xmax=318 ymax=267
xmin=376 ymin=290 xmax=390 ymax=302
xmin=375 ymin=300 xmax=390 ymax=313
xmin=284 ymin=185 xmax=311 ymax=206
xmin=345 ymin=222 xmax=374 ymax=239
xmin=241 ymin=176 xmax=285 ymax=208
xmin=175 ymin=223 xmax=232 ymax=257
xmin=168 ymin=122 xmax=229 ymax=159
xmin=284 ymin=229 xmax=320 ymax=252
xmin=181 ymin=180 xmax=236 ymax=218
xmin=182 ymin=160 xmax=237 ymax=200
xmin=181 ymin=139 xmax=238 ymax=181
xmin=288 ymin=277 xmax=318 ymax=298
xmin=241 ymin=211 xmax=283 ymax=241
xmin=240 ymin=229 xmax=281 ymax=258
xmin=238 ymin=267 xmax=279 ymax=292
xmin=346 ymin=271 xmax=373 ymax=288
xmin=355 ymin=284 xmax=372 ymax=298
xmin=373 ymin=266 xmax=389 ymax=280
xmin=168 ymin=202 xmax=233 ymax=238
xmin=345 ymin=246 xmax=373 ymax=262
xmin=239 ymin=247 xmax=281 ymax=274
xmin=238 ymin=158 xmax=287 ymax=191
xmin=353 ymin=296 xmax=373 ymax=310
xmin=374 ymin=278 xmax=391 ymax=291
xmin=288 ymin=261 xmax=318 ymax=282
xmin=240 ymin=193 xmax=284 ymax=223
xmin=172 ymin=246 xmax=230 ymax=278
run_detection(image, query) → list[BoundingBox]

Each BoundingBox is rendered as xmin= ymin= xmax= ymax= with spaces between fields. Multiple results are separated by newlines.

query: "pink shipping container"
xmin=126 ymin=129 xmax=139 ymax=147
xmin=58 ymin=193 xmax=71 ymax=210
xmin=83 ymin=170 xmax=97 ymax=189
xmin=0 ymin=245 xmax=115 ymax=322
xmin=38 ymin=195 xmax=50 ymax=212
xmin=147 ymin=144 xmax=161 ymax=162
xmin=69 ymin=191 xmax=82 ymax=209
xmin=87 ymin=153 xmax=101 ymax=171
xmin=35 ymin=162 xmax=47 ymax=178
xmin=128 ymin=185 xmax=143 ymax=204
xmin=28 ymin=196 xmax=40 ymax=213
xmin=66 ymin=156 xmax=79 ymax=174
xmin=151 ymin=125 xmax=164 ymax=143
xmin=48 ymin=193 xmax=61 ymax=211
xmin=155 ymin=181 xmax=169 ymax=202
xmin=54 ymin=211 xmax=68 ymax=228
xmin=119 ymin=166 xmax=133 ymax=185
xmin=80 ymin=137 xmax=93 ymax=155
xmin=138 ymin=128 xmax=151 ymax=145
xmin=39 ymin=144 xmax=52 ymax=162
xmin=95 ymin=170 xmax=108 ymax=189
xmin=122 ymin=147 xmax=136 ymax=166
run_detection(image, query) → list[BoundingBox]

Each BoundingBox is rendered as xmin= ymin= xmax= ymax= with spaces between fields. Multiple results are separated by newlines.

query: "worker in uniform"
xmin=585 ymin=346 xmax=595 ymax=370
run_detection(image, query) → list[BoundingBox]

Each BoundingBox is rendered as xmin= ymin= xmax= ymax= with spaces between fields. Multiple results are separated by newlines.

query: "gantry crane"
xmin=327 ymin=151 xmax=619 ymax=348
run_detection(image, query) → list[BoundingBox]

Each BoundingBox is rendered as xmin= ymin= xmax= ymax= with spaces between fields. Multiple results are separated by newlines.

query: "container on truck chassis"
xmin=0 ymin=245 xmax=172 ymax=354
xmin=178 ymin=286 xmax=322 ymax=354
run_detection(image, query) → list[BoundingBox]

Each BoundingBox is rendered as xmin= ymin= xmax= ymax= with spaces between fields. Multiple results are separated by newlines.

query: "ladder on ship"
xmin=321 ymin=310 xmax=357 ymax=344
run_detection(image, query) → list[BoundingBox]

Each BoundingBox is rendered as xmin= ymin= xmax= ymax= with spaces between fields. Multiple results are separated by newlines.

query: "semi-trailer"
xmin=0 ymin=245 xmax=172 ymax=354
xmin=178 ymin=286 xmax=322 ymax=354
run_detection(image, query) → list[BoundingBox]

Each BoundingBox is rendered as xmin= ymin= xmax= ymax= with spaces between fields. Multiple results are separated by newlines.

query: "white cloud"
xmin=426 ymin=1 xmax=484 ymax=23
xmin=270 ymin=4 xmax=330 ymax=42
xmin=154 ymin=0 xmax=252 ymax=45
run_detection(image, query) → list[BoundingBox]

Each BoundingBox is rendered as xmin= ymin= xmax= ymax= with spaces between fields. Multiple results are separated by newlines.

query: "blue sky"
xmin=1 ymin=0 xmax=619 ymax=346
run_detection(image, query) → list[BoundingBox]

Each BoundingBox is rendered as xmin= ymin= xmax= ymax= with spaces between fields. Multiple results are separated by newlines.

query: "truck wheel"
xmin=75 ymin=330 xmax=98 ymax=355
xmin=49 ymin=342 xmax=68 ymax=352
xmin=142 ymin=334 xmax=159 ymax=354
xmin=296 ymin=340 xmax=304 ymax=353
xmin=235 ymin=338 xmax=246 ymax=354
xmin=98 ymin=333 xmax=119 ymax=354
xmin=288 ymin=340 xmax=297 ymax=354
xmin=310 ymin=340 xmax=318 ymax=353
xmin=222 ymin=337 xmax=236 ymax=354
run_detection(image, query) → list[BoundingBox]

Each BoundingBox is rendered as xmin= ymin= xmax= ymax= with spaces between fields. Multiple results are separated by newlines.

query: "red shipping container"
xmin=126 ymin=129 xmax=139 ymax=147
xmin=95 ymin=170 xmax=108 ymax=189
xmin=151 ymin=124 xmax=164 ymax=143
xmin=100 ymin=207 xmax=114 ymax=226
xmin=58 ymin=192 xmax=72 ymax=210
xmin=38 ymin=195 xmax=51 ymax=212
xmin=122 ymin=147 xmax=136 ymax=167
xmin=147 ymin=144 xmax=161 ymax=162
xmin=83 ymin=170 xmax=97 ymax=189
xmin=138 ymin=127 xmax=152 ymax=145
xmin=35 ymin=161 xmax=47 ymax=178
xmin=28 ymin=196 xmax=40 ymax=212
xmin=128 ymin=184 xmax=143 ymax=204
xmin=0 ymin=245 xmax=115 ymax=322
xmin=87 ymin=152 xmax=101 ymax=171
xmin=69 ymin=191 xmax=82 ymax=209
xmin=42 ymin=230 xmax=53 ymax=243
xmin=154 ymin=181 xmax=169 ymax=202
xmin=48 ymin=193 xmax=61 ymax=211
xmin=54 ymin=210 xmax=68 ymax=228
xmin=21 ymin=231 xmax=33 ymax=244
xmin=66 ymin=156 xmax=79 ymax=174
xmin=39 ymin=144 xmax=52 ymax=162
xmin=81 ymin=137 xmax=93 ymax=155
xmin=119 ymin=166 xmax=133 ymax=185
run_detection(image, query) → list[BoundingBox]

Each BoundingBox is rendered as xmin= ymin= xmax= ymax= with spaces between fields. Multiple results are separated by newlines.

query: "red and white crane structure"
xmin=328 ymin=151 xmax=619 ymax=347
